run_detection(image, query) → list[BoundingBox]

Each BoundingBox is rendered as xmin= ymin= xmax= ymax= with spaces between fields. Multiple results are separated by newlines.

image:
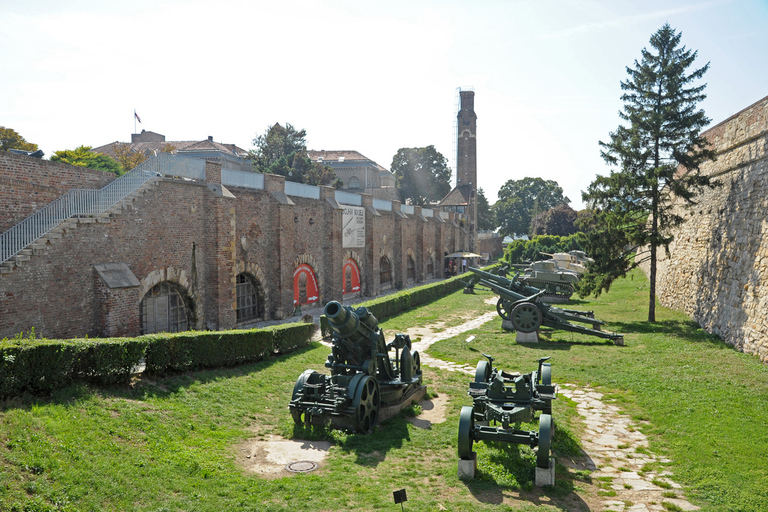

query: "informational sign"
xmin=342 ymin=206 xmax=365 ymax=248
xmin=342 ymin=259 xmax=361 ymax=295
xmin=293 ymin=264 xmax=319 ymax=306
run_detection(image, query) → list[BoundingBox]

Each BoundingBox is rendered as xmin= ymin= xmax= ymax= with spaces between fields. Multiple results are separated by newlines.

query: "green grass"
xmin=2 ymin=269 xmax=768 ymax=511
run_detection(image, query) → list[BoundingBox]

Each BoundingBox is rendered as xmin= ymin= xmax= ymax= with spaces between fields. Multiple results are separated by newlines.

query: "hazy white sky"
xmin=2 ymin=0 xmax=766 ymax=208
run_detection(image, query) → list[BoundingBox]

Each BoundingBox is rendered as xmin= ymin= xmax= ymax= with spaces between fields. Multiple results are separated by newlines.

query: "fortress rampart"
xmin=641 ymin=95 xmax=768 ymax=361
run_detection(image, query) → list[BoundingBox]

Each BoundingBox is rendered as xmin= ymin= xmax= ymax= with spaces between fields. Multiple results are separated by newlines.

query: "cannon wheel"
xmin=496 ymin=298 xmax=514 ymax=320
xmin=510 ymin=302 xmax=543 ymax=333
xmin=541 ymin=363 xmax=552 ymax=386
xmin=475 ymin=360 xmax=491 ymax=383
xmin=537 ymin=413 xmax=553 ymax=469
xmin=412 ymin=350 xmax=421 ymax=374
xmin=290 ymin=369 xmax=318 ymax=424
xmin=352 ymin=375 xmax=380 ymax=434
xmin=458 ymin=406 xmax=475 ymax=459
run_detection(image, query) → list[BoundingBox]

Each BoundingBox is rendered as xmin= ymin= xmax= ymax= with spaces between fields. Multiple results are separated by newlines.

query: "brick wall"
xmin=0 ymin=158 xmax=468 ymax=339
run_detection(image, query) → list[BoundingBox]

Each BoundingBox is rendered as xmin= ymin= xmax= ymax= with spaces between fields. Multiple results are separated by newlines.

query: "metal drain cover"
xmin=285 ymin=460 xmax=319 ymax=473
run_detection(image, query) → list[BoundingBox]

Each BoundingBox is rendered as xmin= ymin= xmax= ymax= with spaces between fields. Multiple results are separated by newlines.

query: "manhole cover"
xmin=285 ymin=460 xmax=319 ymax=473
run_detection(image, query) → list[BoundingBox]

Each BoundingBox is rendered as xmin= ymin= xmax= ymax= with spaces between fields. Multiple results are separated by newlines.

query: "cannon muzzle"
xmin=324 ymin=301 xmax=378 ymax=338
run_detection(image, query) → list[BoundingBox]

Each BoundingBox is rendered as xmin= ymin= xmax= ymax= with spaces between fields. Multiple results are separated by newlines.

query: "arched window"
xmin=140 ymin=282 xmax=192 ymax=334
xmin=407 ymin=256 xmax=416 ymax=282
xmin=379 ymin=256 xmax=392 ymax=290
xmin=236 ymin=273 xmax=265 ymax=323
xmin=348 ymin=176 xmax=360 ymax=189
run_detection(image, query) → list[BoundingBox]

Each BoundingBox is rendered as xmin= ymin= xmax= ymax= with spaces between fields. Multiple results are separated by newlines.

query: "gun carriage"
xmin=467 ymin=267 xmax=623 ymax=342
xmin=289 ymin=301 xmax=423 ymax=433
xmin=459 ymin=354 xmax=556 ymax=470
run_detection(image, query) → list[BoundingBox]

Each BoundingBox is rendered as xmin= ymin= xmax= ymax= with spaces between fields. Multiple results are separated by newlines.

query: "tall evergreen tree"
xmin=580 ymin=24 xmax=716 ymax=321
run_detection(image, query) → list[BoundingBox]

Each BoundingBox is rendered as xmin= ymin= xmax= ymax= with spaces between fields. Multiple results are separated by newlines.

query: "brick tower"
xmin=456 ymin=89 xmax=477 ymax=250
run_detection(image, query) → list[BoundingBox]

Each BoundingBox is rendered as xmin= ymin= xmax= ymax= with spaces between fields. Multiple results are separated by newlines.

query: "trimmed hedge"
xmin=0 ymin=322 xmax=315 ymax=399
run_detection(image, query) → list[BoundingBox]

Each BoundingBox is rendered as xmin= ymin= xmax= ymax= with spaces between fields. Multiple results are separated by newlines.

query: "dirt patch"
xmin=235 ymin=435 xmax=332 ymax=478
xmin=406 ymin=393 xmax=449 ymax=429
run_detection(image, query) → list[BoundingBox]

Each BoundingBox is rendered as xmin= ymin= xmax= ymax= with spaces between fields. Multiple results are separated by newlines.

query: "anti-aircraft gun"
xmin=459 ymin=354 xmax=556 ymax=470
xmin=289 ymin=301 xmax=423 ymax=433
xmin=467 ymin=267 xmax=624 ymax=343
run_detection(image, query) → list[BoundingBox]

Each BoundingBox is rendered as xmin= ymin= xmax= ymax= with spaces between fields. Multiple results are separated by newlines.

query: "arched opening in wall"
xmin=348 ymin=176 xmax=360 ymax=189
xmin=236 ymin=273 xmax=265 ymax=323
xmin=406 ymin=256 xmax=416 ymax=283
xmin=426 ymin=256 xmax=434 ymax=279
xmin=293 ymin=264 xmax=320 ymax=308
xmin=379 ymin=256 xmax=393 ymax=291
xmin=342 ymin=259 xmax=361 ymax=297
xmin=140 ymin=282 xmax=194 ymax=334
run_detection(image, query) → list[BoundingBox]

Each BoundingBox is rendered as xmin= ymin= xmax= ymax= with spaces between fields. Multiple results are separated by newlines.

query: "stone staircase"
xmin=0 ymin=179 xmax=159 ymax=276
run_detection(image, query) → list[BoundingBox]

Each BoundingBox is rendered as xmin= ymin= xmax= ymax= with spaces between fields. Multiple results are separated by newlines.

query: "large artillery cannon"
xmin=289 ymin=301 xmax=423 ymax=433
xmin=459 ymin=354 xmax=556 ymax=470
xmin=468 ymin=267 xmax=624 ymax=343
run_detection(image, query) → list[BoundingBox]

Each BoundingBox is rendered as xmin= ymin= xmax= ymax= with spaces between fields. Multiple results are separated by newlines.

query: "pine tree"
xmin=580 ymin=24 xmax=716 ymax=322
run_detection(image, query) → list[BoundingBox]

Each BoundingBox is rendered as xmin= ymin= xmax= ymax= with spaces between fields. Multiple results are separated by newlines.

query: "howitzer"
xmin=289 ymin=301 xmax=423 ymax=433
xmin=468 ymin=267 xmax=624 ymax=342
xmin=459 ymin=354 xmax=556 ymax=470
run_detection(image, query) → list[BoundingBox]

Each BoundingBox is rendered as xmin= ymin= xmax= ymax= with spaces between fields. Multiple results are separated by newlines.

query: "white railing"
xmin=285 ymin=181 xmax=320 ymax=200
xmin=373 ymin=198 xmax=392 ymax=211
xmin=0 ymin=154 xmax=202 ymax=265
xmin=335 ymin=190 xmax=362 ymax=206
xmin=222 ymin=169 xmax=264 ymax=190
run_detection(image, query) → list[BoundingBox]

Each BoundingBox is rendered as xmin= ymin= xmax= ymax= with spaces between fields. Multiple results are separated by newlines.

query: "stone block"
xmin=516 ymin=329 xmax=540 ymax=343
xmin=457 ymin=452 xmax=477 ymax=480
xmin=535 ymin=457 xmax=555 ymax=486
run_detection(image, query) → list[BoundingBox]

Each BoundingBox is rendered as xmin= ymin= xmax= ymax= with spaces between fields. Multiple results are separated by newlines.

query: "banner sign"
xmin=342 ymin=206 xmax=365 ymax=248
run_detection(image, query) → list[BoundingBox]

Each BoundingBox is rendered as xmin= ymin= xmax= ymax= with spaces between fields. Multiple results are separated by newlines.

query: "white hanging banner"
xmin=342 ymin=206 xmax=365 ymax=248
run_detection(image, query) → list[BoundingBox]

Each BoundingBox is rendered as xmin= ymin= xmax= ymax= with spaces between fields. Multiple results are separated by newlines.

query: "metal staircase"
xmin=0 ymin=153 xmax=205 ymax=269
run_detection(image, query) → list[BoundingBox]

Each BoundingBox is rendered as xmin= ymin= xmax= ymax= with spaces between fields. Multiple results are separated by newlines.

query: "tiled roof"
xmin=92 ymin=138 xmax=247 ymax=159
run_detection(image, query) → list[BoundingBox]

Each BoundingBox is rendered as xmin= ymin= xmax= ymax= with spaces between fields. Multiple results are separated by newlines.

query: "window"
xmin=426 ymin=257 xmax=434 ymax=278
xmin=140 ymin=282 xmax=190 ymax=334
xmin=236 ymin=273 xmax=264 ymax=322
xmin=407 ymin=256 xmax=415 ymax=282
xmin=349 ymin=176 xmax=360 ymax=189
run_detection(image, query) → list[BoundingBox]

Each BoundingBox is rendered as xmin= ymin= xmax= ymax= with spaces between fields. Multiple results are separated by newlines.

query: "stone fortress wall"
xmin=640 ymin=95 xmax=768 ymax=361
xmin=0 ymin=151 xmax=480 ymax=340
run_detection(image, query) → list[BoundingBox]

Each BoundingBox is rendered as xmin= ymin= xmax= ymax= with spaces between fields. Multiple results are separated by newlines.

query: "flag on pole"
xmin=134 ymin=110 xmax=142 ymax=123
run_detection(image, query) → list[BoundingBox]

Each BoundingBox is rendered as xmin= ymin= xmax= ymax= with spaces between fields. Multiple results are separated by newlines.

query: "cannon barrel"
xmin=324 ymin=301 xmax=379 ymax=338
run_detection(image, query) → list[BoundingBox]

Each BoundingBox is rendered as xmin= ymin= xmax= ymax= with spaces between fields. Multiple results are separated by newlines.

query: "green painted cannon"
xmin=468 ymin=267 xmax=624 ymax=342
xmin=458 ymin=354 xmax=556 ymax=469
xmin=289 ymin=301 xmax=423 ymax=433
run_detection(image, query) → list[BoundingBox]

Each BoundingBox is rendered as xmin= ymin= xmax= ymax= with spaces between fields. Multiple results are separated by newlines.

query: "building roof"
xmin=439 ymin=185 xmax=472 ymax=207
xmin=92 ymin=134 xmax=247 ymax=160
xmin=307 ymin=150 xmax=388 ymax=171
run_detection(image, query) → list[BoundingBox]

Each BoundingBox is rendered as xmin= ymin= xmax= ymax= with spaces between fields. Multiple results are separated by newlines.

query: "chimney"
xmin=208 ymin=136 xmax=213 ymax=141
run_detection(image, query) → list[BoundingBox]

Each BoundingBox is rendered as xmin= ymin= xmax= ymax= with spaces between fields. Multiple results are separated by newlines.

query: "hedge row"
xmin=0 ymin=322 xmax=315 ymax=399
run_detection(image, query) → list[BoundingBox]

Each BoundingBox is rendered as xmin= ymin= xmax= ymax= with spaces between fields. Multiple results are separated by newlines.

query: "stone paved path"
xmin=402 ymin=310 xmax=699 ymax=512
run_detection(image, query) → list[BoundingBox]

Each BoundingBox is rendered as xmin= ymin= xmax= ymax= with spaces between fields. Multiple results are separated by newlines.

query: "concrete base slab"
xmin=535 ymin=457 xmax=556 ymax=486
xmin=613 ymin=336 xmax=625 ymax=346
xmin=457 ymin=452 xmax=477 ymax=480
xmin=516 ymin=329 xmax=540 ymax=343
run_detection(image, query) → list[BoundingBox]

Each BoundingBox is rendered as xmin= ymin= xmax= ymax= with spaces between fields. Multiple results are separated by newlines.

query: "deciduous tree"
xmin=579 ymin=24 xmax=716 ymax=321
xmin=493 ymin=177 xmax=569 ymax=239
xmin=390 ymin=146 xmax=452 ymax=205
xmin=530 ymin=204 xmax=577 ymax=236
xmin=476 ymin=187 xmax=496 ymax=231
xmin=1 ymin=127 xmax=38 ymax=152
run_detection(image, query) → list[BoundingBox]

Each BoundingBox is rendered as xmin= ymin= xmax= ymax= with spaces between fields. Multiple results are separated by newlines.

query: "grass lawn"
xmin=1 ymin=269 xmax=767 ymax=511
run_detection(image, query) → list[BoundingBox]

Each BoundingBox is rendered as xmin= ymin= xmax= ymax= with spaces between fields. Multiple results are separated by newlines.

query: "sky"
xmin=2 ymin=0 xmax=766 ymax=209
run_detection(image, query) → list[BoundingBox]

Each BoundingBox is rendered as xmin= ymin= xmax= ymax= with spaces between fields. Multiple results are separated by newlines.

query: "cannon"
xmin=468 ymin=267 xmax=624 ymax=342
xmin=289 ymin=301 xmax=423 ymax=433
xmin=458 ymin=354 xmax=556 ymax=470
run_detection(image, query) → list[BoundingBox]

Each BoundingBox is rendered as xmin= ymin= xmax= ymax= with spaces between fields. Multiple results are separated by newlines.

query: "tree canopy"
xmin=492 ymin=177 xmax=569 ymax=238
xmin=530 ymin=204 xmax=578 ymax=236
xmin=51 ymin=146 xmax=123 ymax=176
xmin=476 ymin=187 xmax=496 ymax=231
xmin=579 ymin=24 xmax=716 ymax=321
xmin=249 ymin=123 xmax=339 ymax=186
xmin=1 ymin=127 xmax=38 ymax=152
xmin=390 ymin=146 xmax=452 ymax=206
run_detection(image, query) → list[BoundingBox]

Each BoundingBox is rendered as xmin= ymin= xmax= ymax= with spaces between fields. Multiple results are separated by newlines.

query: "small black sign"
xmin=393 ymin=488 xmax=407 ymax=504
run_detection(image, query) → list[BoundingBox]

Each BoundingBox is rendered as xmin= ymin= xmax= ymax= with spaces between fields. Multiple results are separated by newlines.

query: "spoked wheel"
xmin=510 ymin=302 xmax=543 ymax=333
xmin=537 ymin=413 xmax=553 ymax=469
xmin=352 ymin=375 xmax=380 ymax=434
xmin=411 ymin=350 xmax=421 ymax=374
xmin=496 ymin=298 xmax=514 ymax=320
xmin=458 ymin=406 xmax=475 ymax=459
xmin=475 ymin=360 xmax=491 ymax=383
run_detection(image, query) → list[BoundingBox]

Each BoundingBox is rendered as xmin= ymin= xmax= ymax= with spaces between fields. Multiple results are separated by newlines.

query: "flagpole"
xmin=134 ymin=109 xmax=136 ymax=134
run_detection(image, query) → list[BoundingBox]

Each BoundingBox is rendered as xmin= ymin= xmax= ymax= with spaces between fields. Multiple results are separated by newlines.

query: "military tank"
xmin=515 ymin=259 xmax=580 ymax=302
